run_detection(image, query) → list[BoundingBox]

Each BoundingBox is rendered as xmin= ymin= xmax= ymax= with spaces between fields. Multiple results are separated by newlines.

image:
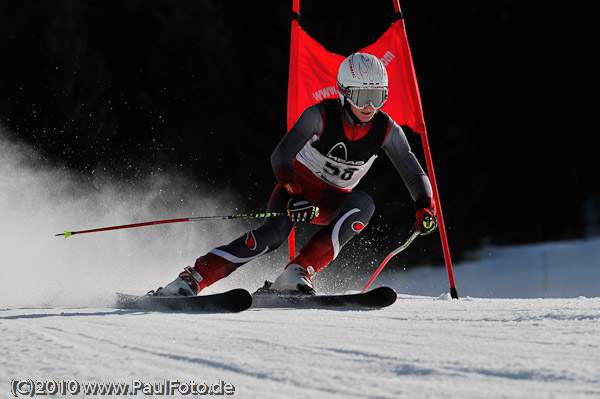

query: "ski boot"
xmin=269 ymin=264 xmax=316 ymax=295
xmin=152 ymin=266 xmax=202 ymax=297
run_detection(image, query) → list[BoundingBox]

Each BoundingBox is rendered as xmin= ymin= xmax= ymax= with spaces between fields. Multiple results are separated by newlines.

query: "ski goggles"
xmin=341 ymin=86 xmax=388 ymax=109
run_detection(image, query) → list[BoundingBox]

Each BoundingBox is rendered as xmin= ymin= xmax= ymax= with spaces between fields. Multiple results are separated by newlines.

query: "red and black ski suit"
xmin=192 ymin=99 xmax=432 ymax=292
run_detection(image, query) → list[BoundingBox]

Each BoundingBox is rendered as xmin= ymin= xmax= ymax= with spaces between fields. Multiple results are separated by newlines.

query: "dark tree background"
xmin=1 ymin=1 xmax=598 ymax=266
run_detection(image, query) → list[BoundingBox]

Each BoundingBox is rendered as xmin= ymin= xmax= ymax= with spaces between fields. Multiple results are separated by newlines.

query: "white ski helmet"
xmin=337 ymin=53 xmax=388 ymax=109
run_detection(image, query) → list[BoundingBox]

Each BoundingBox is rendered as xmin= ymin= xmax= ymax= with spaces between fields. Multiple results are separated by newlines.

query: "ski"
xmin=115 ymin=288 xmax=253 ymax=313
xmin=252 ymin=284 xmax=397 ymax=309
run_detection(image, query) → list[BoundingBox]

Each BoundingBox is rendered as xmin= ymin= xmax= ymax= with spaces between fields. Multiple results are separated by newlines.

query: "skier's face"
xmin=350 ymin=103 xmax=376 ymax=123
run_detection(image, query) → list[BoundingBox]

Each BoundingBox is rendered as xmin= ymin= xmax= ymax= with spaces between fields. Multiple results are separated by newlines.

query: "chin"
xmin=360 ymin=114 xmax=374 ymax=122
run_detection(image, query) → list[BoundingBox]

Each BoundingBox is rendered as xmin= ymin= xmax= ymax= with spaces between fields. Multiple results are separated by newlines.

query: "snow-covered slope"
xmin=383 ymin=236 xmax=600 ymax=299
xmin=2 ymin=295 xmax=599 ymax=398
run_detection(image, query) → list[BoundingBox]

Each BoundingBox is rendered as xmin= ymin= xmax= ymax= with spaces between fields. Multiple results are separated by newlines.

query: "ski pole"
xmin=362 ymin=229 xmax=420 ymax=293
xmin=55 ymin=212 xmax=287 ymax=238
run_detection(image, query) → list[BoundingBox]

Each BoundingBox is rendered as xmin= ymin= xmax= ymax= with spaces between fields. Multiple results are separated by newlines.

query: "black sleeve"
xmin=381 ymin=123 xmax=433 ymax=201
xmin=270 ymin=104 xmax=323 ymax=185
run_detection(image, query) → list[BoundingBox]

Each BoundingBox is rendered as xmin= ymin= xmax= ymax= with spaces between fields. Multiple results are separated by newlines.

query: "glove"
xmin=281 ymin=182 xmax=318 ymax=223
xmin=414 ymin=197 xmax=437 ymax=235
xmin=287 ymin=195 xmax=318 ymax=223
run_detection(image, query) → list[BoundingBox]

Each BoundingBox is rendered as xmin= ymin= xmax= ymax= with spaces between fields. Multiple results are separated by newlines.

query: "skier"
xmin=154 ymin=52 xmax=437 ymax=296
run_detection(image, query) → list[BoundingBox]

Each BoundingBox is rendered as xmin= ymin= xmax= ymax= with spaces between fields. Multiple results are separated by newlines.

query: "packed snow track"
xmin=2 ymin=294 xmax=599 ymax=398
